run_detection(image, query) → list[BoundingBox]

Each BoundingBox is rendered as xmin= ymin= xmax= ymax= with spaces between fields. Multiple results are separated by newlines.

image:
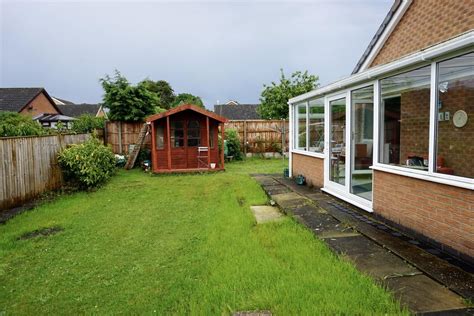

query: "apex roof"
xmin=146 ymin=104 xmax=228 ymax=123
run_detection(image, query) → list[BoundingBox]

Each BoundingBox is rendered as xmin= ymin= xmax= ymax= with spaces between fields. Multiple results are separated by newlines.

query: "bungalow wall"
xmin=371 ymin=0 xmax=474 ymax=67
xmin=19 ymin=92 xmax=59 ymax=116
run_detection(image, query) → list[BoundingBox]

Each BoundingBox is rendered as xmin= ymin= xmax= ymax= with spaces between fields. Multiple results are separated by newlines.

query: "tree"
xmin=71 ymin=114 xmax=105 ymax=134
xmin=258 ymin=69 xmax=319 ymax=119
xmin=0 ymin=111 xmax=47 ymax=137
xmin=141 ymin=79 xmax=176 ymax=109
xmin=171 ymin=93 xmax=204 ymax=108
xmin=100 ymin=70 xmax=162 ymax=122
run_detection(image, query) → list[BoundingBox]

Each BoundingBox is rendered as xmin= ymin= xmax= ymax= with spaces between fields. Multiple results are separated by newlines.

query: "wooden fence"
xmin=105 ymin=121 xmax=151 ymax=154
xmin=0 ymin=133 xmax=90 ymax=210
xmin=225 ymin=120 xmax=289 ymax=154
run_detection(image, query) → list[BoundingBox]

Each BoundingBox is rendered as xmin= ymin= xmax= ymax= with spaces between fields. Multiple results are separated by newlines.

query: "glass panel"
xmin=380 ymin=66 xmax=431 ymax=170
xmin=210 ymin=128 xmax=214 ymax=148
xmin=296 ymin=103 xmax=307 ymax=150
xmin=171 ymin=121 xmax=184 ymax=148
xmin=351 ymin=86 xmax=374 ymax=200
xmin=308 ymin=97 xmax=324 ymax=153
xmin=330 ymin=97 xmax=346 ymax=185
xmin=436 ymin=52 xmax=474 ymax=179
xmin=156 ymin=125 xmax=164 ymax=149
xmin=187 ymin=120 xmax=200 ymax=147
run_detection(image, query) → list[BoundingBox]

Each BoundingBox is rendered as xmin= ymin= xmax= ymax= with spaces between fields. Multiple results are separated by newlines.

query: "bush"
xmin=58 ymin=138 xmax=116 ymax=189
xmin=0 ymin=111 xmax=48 ymax=137
xmin=71 ymin=114 xmax=105 ymax=134
xmin=225 ymin=129 xmax=243 ymax=160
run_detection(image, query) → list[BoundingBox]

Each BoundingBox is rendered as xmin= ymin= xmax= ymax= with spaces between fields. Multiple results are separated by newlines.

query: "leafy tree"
xmin=141 ymin=79 xmax=176 ymax=109
xmin=258 ymin=69 xmax=319 ymax=119
xmin=0 ymin=111 xmax=47 ymax=137
xmin=171 ymin=93 xmax=204 ymax=108
xmin=100 ymin=70 xmax=162 ymax=121
xmin=71 ymin=114 xmax=105 ymax=134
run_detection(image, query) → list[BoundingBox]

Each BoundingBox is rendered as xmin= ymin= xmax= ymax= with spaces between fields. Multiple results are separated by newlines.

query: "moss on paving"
xmin=0 ymin=158 xmax=407 ymax=314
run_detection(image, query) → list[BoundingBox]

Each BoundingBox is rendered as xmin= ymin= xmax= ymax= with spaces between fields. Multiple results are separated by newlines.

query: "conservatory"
xmin=288 ymin=31 xmax=474 ymax=259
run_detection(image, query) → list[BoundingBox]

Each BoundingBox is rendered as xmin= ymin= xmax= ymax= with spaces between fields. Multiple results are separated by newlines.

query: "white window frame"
xmin=289 ymin=41 xmax=474 ymax=191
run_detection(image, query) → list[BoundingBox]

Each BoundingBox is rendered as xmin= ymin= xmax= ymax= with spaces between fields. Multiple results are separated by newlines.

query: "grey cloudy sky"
xmin=1 ymin=0 xmax=392 ymax=108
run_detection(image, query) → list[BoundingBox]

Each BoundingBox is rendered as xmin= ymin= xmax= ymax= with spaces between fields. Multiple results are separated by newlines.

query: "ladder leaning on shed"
xmin=124 ymin=123 xmax=150 ymax=170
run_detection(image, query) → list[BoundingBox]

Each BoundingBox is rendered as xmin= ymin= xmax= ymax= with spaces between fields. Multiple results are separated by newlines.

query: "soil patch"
xmin=18 ymin=226 xmax=64 ymax=240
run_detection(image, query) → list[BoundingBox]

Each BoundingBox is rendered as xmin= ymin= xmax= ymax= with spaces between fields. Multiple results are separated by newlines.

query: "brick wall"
xmin=291 ymin=153 xmax=324 ymax=188
xmin=373 ymin=170 xmax=474 ymax=260
xmin=397 ymin=80 xmax=474 ymax=178
xmin=19 ymin=92 xmax=59 ymax=115
xmin=371 ymin=0 xmax=474 ymax=67
xmin=399 ymin=88 xmax=430 ymax=164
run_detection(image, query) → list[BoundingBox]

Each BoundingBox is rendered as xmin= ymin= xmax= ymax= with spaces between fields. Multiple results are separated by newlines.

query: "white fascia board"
xmin=289 ymin=30 xmax=474 ymax=104
xmin=358 ymin=0 xmax=413 ymax=73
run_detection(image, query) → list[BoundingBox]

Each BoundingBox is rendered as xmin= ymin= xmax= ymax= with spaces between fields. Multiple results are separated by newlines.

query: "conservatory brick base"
xmin=291 ymin=153 xmax=324 ymax=188
xmin=373 ymin=170 xmax=474 ymax=261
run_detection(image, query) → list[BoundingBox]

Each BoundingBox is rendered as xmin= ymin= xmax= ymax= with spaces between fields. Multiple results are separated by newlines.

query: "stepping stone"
xmin=385 ymin=275 xmax=467 ymax=314
xmin=250 ymin=206 xmax=283 ymax=224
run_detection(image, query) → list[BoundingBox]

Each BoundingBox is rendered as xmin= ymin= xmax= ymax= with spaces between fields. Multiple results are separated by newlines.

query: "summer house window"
xmin=187 ymin=120 xmax=201 ymax=147
xmin=171 ymin=121 xmax=184 ymax=148
xmin=156 ymin=125 xmax=164 ymax=149
xmin=435 ymin=52 xmax=474 ymax=179
xmin=380 ymin=66 xmax=431 ymax=170
xmin=308 ymin=97 xmax=325 ymax=153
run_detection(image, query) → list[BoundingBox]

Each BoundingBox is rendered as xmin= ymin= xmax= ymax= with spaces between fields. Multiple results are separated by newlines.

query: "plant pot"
xmin=210 ymin=163 xmax=216 ymax=169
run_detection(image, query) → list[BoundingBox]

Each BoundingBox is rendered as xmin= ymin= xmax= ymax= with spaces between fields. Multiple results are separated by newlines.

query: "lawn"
xmin=0 ymin=158 xmax=406 ymax=314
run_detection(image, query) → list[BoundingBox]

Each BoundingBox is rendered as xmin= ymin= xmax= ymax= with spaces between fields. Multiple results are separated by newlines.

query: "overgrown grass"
xmin=0 ymin=158 xmax=406 ymax=314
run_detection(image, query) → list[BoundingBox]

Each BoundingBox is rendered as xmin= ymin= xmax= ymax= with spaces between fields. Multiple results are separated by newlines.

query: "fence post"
xmin=103 ymin=121 xmax=108 ymax=146
xmin=243 ymin=120 xmax=247 ymax=156
xmin=118 ymin=121 xmax=123 ymax=154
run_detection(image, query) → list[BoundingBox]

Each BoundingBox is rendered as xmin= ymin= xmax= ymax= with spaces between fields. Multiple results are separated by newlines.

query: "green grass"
xmin=0 ymin=158 xmax=406 ymax=314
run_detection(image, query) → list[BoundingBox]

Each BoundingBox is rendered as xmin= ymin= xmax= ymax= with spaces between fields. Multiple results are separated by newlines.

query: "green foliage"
xmin=58 ymin=138 xmax=116 ymax=189
xmin=100 ymin=70 xmax=163 ymax=122
xmin=225 ymin=128 xmax=243 ymax=160
xmin=71 ymin=114 xmax=105 ymax=134
xmin=171 ymin=93 xmax=204 ymax=108
xmin=0 ymin=111 xmax=48 ymax=137
xmin=258 ymin=69 xmax=319 ymax=119
xmin=141 ymin=79 xmax=176 ymax=110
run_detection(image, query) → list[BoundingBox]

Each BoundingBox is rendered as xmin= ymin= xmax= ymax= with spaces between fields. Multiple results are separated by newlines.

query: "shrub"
xmin=71 ymin=114 xmax=105 ymax=134
xmin=225 ymin=129 xmax=243 ymax=160
xmin=58 ymin=138 xmax=116 ymax=189
xmin=0 ymin=111 xmax=47 ymax=137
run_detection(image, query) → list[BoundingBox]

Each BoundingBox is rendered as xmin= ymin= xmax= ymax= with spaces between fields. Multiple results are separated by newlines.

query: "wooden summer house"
xmin=146 ymin=104 xmax=228 ymax=173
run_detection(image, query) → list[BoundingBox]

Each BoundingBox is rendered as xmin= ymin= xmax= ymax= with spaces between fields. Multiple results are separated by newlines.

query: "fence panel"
xmin=0 ymin=133 xmax=90 ymax=211
xmin=225 ymin=119 xmax=289 ymax=153
xmin=105 ymin=121 xmax=150 ymax=154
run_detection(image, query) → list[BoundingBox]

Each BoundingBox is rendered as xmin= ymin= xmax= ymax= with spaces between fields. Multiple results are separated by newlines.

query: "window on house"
xmin=156 ymin=125 xmax=164 ymax=149
xmin=436 ymin=52 xmax=474 ymax=179
xmin=171 ymin=121 xmax=184 ymax=148
xmin=295 ymin=103 xmax=307 ymax=150
xmin=187 ymin=120 xmax=200 ymax=147
xmin=380 ymin=66 xmax=431 ymax=170
xmin=308 ymin=97 xmax=324 ymax=153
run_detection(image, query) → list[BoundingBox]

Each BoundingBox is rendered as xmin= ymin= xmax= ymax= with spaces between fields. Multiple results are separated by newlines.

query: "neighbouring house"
xmin=288 ymin=0 xmax=474 ymax=262
xmin=214 ymin=100 xmax=261 ymax=120
xmin=146 ymin=104 xmax=227 ymax=173
xmin=0 ymin=87 xmax=76 ymax=128
xmin=58 ymin=103 xmax=107 ymax=118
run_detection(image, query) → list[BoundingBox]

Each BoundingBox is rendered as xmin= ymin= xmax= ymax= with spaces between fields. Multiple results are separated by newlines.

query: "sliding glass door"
xmin=350 ymin=86 xmax=374 ymax=200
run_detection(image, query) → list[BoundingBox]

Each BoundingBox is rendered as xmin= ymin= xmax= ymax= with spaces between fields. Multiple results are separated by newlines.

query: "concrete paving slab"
xmin=298 ymin=211 xmax=359 ymax=238
xmin=250 ymin=206 xmax=283 ymax=224
xmin=253 ymin=176 xmax=279 ymax=186
xmin=271 ymin=192 xmax=307 ymax=209
xmin=262 ymin=184 xmax=290 ymax=195
xmin=385 ymin=275 xmax=467 ymax=314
